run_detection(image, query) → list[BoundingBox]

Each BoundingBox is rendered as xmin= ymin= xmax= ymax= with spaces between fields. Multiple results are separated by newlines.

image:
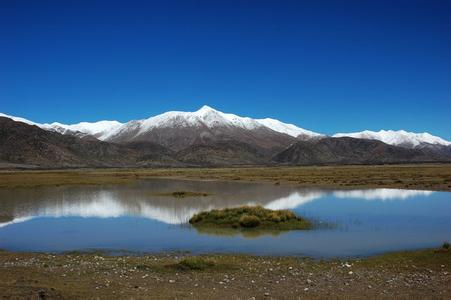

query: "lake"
xmin=0 ymin=179 xmax=450 ymax=258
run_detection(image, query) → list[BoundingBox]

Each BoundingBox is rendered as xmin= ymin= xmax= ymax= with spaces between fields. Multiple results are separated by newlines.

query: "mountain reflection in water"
xmin=0 ymin=179 xmax=434 ymax=227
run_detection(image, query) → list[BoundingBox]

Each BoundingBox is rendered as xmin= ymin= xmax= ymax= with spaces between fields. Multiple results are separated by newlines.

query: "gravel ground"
xmin=0 ymin=248 xmax=449 ymax=299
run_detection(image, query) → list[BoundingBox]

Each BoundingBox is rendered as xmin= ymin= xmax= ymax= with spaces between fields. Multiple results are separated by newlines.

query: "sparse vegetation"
xmin=189 ymin=206 xmax=312 ymax=230
xmin=0 ymin=247 xmax=449 ymax=298
xmin=0 ymin=164 xmax=450 ymax=191
xmin=443 ymin=241 xmax=450 ymax=249
xmin=239 ymin=214 xmax=261 ymax=228
xmin=172 ymin=257 xmax=216 ymax=270
xmin=155 ymin=191 xmax=210 ymax=198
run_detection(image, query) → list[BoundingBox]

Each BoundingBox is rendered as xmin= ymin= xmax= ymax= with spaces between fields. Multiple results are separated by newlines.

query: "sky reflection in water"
xmin=0 ymin=179 xmax=449 ymax=257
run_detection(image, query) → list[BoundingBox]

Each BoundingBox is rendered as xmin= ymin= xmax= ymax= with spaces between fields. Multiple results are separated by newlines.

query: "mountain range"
xmin=0 ymin=106 xmax=450 ymax=168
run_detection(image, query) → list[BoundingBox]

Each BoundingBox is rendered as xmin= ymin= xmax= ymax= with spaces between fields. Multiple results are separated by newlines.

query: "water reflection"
xmin=334 ymin=189 xmax=433 ymax=201
xmin=0 ymin=180 xmax=437 ymax=227
xmin=0 ymin=179 xmax=449 ymax=257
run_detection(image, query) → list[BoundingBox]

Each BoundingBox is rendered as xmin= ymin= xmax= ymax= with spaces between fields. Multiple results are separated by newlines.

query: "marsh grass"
xmin=189 ymin=206 xmax=312 ymax=230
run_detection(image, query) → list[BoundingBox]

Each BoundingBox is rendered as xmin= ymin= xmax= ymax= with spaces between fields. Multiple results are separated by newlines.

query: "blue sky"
xmin=1 ymin=0 xmax=450 ymax=138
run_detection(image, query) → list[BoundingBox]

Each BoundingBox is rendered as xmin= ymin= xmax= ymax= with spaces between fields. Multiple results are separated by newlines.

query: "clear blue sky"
xmin=1 ymin=0 xmax=450 ymax=138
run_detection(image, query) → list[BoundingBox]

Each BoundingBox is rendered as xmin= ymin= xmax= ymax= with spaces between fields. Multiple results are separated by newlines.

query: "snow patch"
xmin=333 ymin=130 xmax=450 ymax=147
xmin=0 ymin=113 xmax=41 ymax=126
xmin=256 ymin=118 xmax=323 ymax=138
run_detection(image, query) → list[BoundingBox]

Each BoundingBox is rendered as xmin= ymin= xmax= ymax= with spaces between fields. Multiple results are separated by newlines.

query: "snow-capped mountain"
xmin=0 ymin=106 xmax=322 ymax=154
xmin=102 ymin=105 xmax=313 ymax=151
xmin=333 ymin=130 xmax=451 ymax=148
xmin=1 ymin=106 xmax=449 ymax=152
xmin=102 ymin=105 xmax=322 ymax=146
xmin=45 ymin=120 xmax=124 ymax=140
xmin=0 ymin=112 xmax=123 ymax=139
xmin=107 ymin=105 xmax=267 ymax=140
xmin=1 ymin=107 xmax=450 ymax=167
xmin=255 ymin=118 xmax=323 ymax=139
xmin=1 ymin=106 xmax=320 ymax=141
xmin=0 ymin=113 xmax=41 ymax=127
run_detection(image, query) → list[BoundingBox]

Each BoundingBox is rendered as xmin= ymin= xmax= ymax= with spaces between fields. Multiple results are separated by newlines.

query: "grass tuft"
xmin=189 ymin=206 xmax=312 ymax=230
xmin=173 ymin=257 xmax=216 ymax=271
xmin=239 ymin=214 xmax=261 ymax=228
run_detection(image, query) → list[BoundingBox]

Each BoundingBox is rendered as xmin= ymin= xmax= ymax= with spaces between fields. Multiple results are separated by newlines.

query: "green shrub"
xmin=239 ymin=214 xmax=261 ymax=228
xmin=443 ymin=241 xmax=450 ymax=249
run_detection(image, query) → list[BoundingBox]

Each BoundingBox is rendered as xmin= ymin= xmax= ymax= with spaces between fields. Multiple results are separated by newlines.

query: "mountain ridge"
xmin=1 ymin=114 xmax=450 ymax=168
xmin=333 ymin=129 xmax=451 ymax=148
xmin=1 ymin=106 xmax=449 ymax=149
xmin=272 ymin=137 xmax=442 ymax=165
xmin=1 ymin=106 xmax=450 ymax=168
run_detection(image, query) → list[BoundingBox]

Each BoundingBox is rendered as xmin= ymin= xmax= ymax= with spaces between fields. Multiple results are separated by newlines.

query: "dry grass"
xmin=0 ymin=164 xmax=450 ymax=190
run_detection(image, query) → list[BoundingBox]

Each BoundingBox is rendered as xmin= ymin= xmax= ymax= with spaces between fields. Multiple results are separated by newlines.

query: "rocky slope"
xmin=0 ymin=117 xmax=180 ymax=168
xmin=272 ymin=137 xmax=447 ymax=165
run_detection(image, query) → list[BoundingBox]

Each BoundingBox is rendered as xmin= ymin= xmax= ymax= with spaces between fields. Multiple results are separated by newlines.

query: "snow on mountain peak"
xmin=196 ymin=105 xmax=217 ymax=113
xmin=135 ymin=105 xmax=263 ymax=134
xmin=0 ymin=112 xmax=123 ymax=140
xmin=8 ymin=108 xmax=448 ymax=148
xmin=58 ymin=120 xmax=124 ymax=139
xmin=333 ymin=129 xmax=450 ymax=147
xmin=256 ymin=118 xmax=323 ymax=138
xmin=0 ymin=113 xmax=40 ymax=127
xmin=0 ymin=107 xmax=324 ymax=140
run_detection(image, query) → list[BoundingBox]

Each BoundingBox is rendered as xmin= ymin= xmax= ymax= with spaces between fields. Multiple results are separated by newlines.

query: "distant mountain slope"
xmin=272 ymin=137 xmax=448 ymax=165
xmin=2 ymin=107 xmax=449 ymax=153
xmin=49 ymin=120 xmax=124 ymax=140
xmin=0 ymin=117 xmax=179 ymax=168
xmin=175 ymin=140 xmax=268 ymax=166
xmin=1 ymin=107 xmax=450 ymax=168
xmin=333 ymin=130 xmax=450 ymax=148
xmin=0 ymin=113 xmax=116 ymax=139
xmin=0 ymin=106 xmax=321 ymax=153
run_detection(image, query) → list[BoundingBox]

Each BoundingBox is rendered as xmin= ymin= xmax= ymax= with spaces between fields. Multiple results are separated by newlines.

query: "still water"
xmin=0 ymin=179 xmax=449 ymax=258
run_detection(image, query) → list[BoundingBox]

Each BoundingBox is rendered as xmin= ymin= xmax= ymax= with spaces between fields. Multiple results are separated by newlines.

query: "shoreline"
xmin=0 ymin=247 xmax=449 ymax=298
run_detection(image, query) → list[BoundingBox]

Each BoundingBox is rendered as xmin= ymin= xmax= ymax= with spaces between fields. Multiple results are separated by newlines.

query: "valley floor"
xmin=0 ymin=163 xmax=450 ymax=191
xmin=0 ymin=248 xmax=449 ymax=299
xmin=1 ymin=164 xmax=450 ymax=298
